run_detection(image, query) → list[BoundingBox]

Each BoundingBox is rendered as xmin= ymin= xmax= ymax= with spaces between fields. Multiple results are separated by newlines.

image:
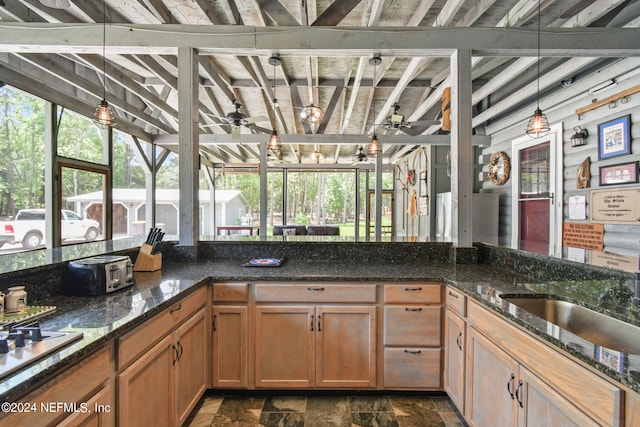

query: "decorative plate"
xmin=243 ymin=258 xmax=285 ymax=267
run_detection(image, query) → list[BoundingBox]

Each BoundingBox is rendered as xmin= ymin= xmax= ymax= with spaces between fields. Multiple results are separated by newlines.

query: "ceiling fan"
xmin=201 ymin=101 xmax=269 ymax=138
xmin=384 ymin=103 xmax=440 ymax=136
xmin=352 ymin=146 xmax=369 ymax=164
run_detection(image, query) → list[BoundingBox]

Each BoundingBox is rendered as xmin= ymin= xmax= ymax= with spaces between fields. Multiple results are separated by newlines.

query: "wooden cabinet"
xmin=254 ymin=304 xmax=376 ymax=388
xmin=444 ymin=308 xmax=466 ymax=412
xmin=0 ymin=346 xmax=112 ymax=427
xmin=444 ymin=286 xmax=466 ymax=413
xmin=382 ymin=282 xmax=442 ymax=389
xmin=253 ymin=283 xmax=377 ymax=389
xmin=212 ymin=305 xmax=248 ymax=388
xmin=466 ymin=326 xmax=597 ymax=427
xmin=212 ymin=282 xmax=249 ymax=388
xmin=175 ymin=308 xmax=208 ymax=425
xmin=117 ymin=287 xmax=208 ymax=426
xmin=57 ymin=385 xmax=112 ymax=427
xmin=465 ymin=299 xmax=621 ymax=427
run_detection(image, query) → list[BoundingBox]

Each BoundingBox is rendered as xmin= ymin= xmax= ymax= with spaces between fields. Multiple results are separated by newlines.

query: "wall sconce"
xmin=570 ymin=126 xmax=588 ymax=147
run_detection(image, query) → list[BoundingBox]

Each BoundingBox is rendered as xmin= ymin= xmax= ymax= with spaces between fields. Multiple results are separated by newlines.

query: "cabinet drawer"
xmin=384 ymin=305 xmax=441 ymax=346
xmin=384 ymin=348 xmax=441 ymax=389
xmin=445 ymin=286 xmax=466 ymax=317
xmin=213 ymin=282 xmax=249 ymax=302
xmin=384 ymin=283 xmax=441 ymax=304
xmin=118 ymin=286 xmax=207 ymax=368
xmin=254 ymin=283 xmax=376 ymax=303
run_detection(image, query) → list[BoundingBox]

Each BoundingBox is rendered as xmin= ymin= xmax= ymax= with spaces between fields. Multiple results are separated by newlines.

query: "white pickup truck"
xmin=0 ymin=209 xmax=101 ymax=249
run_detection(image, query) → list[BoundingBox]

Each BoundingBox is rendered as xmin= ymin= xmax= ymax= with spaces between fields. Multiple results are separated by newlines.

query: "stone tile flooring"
xmin=185 ymin=393 xmax=467 ymax=427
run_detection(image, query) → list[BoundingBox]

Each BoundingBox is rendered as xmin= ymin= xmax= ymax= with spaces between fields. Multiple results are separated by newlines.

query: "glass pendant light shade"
xmin=300 ymin=104 xmax=323 ymax=123
xmin=267 ymin=130 xmax=281 ymax=151
xmin=367 ymin=134 xmax=382 ymax=155
xmin=525 ymin=108 xmax=550 ymax=137
xmin=93 ymin=99 xmax=115 ymax=128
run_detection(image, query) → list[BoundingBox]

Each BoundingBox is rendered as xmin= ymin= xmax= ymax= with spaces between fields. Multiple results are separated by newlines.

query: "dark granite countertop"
xmin=1 ymin=259 xmax=639 ymax=402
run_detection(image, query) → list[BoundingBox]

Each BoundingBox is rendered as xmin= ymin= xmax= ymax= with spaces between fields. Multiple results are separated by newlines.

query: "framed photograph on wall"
xmin=598 ymin=115 xmax=631 ymax=160
xmin=599 ymin=161 xmax=639 ymax=186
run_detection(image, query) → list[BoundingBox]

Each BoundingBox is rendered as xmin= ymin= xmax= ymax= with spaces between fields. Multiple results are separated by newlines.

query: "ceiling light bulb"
xmin=267 ymin=130 xmax=281 ymax=151
xmin=525 ymin=108 xmax=550 ymax=138
xmin=93 ymin=99 xmax=115 ymax=128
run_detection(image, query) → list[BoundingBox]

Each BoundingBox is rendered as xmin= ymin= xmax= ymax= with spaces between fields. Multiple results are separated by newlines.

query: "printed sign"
xmin=590 ymin=186 xmax=640 ymax=224
xmin=562 ymin=222 xmax=604 ymax=251
xmin=590 ymin=251 xmax=639 ymax=273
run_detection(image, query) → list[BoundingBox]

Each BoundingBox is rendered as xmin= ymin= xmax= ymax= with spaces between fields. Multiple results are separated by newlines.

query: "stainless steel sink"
xmin=501 ymin=294 xmax=640 ymax=354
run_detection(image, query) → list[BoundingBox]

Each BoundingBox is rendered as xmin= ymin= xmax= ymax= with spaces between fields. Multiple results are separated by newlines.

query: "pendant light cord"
xmin=536 ymin=0 xmax=541 ymax=109
xmin=102 ymin=0 xmax=106 ymax=100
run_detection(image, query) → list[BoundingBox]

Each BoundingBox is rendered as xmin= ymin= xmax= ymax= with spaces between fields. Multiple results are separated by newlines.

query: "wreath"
xmin=488 ymin=151 xmax=511 ymax=186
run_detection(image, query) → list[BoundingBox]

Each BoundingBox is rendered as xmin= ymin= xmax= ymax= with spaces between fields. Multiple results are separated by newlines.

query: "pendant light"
xmin=525 ymin=0 xmax=549 ymax=138
xmin=93 ymin=0 xmax=115 ymax=128
xmin=367 ymin=54 xmax=382 ymax=156
xmin=267 ymin=55 xmax=281 ymax=151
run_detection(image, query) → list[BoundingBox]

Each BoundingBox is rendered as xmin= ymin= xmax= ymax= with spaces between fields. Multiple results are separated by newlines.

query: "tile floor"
xmin=185 ymin=393 xmax=467 ymax=427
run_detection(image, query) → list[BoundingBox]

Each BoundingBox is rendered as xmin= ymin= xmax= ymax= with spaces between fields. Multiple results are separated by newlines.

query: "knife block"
xmin=133 ymin=243 xmax=162 ymax=272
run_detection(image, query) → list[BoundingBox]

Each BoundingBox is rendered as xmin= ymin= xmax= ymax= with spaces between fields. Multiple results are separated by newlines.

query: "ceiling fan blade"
xmin=244 ymin=115 xmax=269 ymax=124
xmin=249 ymin=125 xmax=272 ymax=134
xmin=39 ymin=0 xmax=71 ymax=8
xmin=408 ymin=120 xmax=441 ymax=127
xmin=399 ymin=127 xmax=419 ymax=136
xmin=200 ymin=122 xmax=227 ymax=128
xmin=231 ymin=126 xmax=241 ymax=138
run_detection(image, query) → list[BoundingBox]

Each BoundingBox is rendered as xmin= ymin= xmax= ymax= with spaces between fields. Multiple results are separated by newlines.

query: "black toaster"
xmin=63 ymin=255 xmax=134 ymax=296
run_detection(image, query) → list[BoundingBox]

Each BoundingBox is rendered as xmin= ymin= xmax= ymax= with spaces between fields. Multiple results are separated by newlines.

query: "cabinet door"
xmin=118 ymin=334 xmax=175 ymax=426
xmin=212 ymin=305 xmax=248 ymax=388
xmin=444 ymin=309 xmax=466 ymax=413
xmin=466 ymin=326 xmax=518 ymax=427
xmin=57 ymin=385 xmax=112 ymax=427
xmin=316 ymin=306 xmax=376 ymax=388
xmin=176 ymin=307 xmax=208 ymax=426
xmin=518 ymin=366 xmax=599 ymax=427
xmin=254 ymin=306 xmax=315 ymax=388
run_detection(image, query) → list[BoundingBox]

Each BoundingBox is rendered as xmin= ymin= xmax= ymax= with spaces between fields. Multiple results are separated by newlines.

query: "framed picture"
xmin=598 ymin=115 xmax=631 ymax=160
xmin=599 ymin=161 xmax=639 ymax=186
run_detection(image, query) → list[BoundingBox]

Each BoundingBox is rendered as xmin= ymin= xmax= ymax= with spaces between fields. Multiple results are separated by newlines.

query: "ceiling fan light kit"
xmin=300 ymin=104 xmax=323 ymax=123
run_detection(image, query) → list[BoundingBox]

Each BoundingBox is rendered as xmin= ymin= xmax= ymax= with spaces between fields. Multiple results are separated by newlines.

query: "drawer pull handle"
xmin=404 ymin=307 xmax=423 ymax=312
xmin=448 ymin=290 xmax=459 ymax=298
xmin=318 ymin=315 xmax=322 ymax=332
xmin=456 ymin=332 xmax=463 ymax=351
xmin=172 ymin=344 xmax=180 ymax=365
xmin=515 ymin=380 xmax=524 ymax=408
xmin=507 ymin=373 xmax=516 ymax=400
xmin=170 ymin=303 xmax=182 ymax=313
xmin=404 ymin=287 xmax=422 ymax=291
xmin=404 ymin=349 xmax=421 ymax=354
xmin=307 ymin=287 xmax=325 ymax=291
xmin=310 ymin=315 xmax=314 ymax=331
xmin=213 ymin=314 xmax=217 ymax=331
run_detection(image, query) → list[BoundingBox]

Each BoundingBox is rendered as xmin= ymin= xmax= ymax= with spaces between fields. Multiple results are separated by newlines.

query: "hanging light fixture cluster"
xmin=367 ymin=54 xmax=382 ymax=155
xmin=525 ymin=0 xmax=549 ymax=138
xmin=93 ymin=0 xmax=115 ymax=128
xmin=267 ymin=55 xmax=282 ymax=151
